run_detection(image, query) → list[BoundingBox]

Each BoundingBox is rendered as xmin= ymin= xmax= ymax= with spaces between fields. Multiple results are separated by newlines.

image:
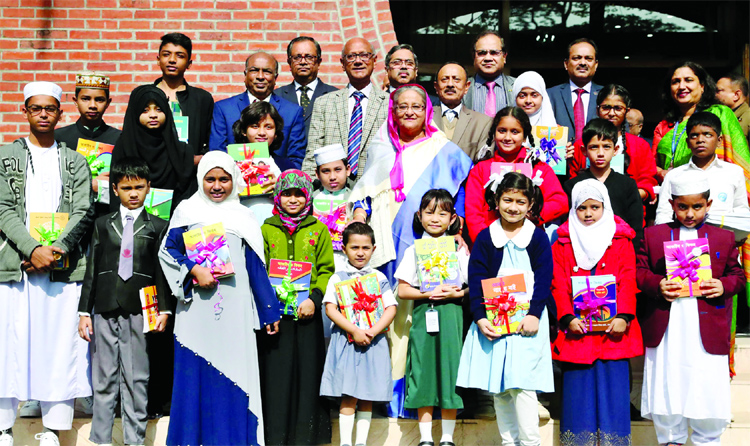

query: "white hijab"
xmin=168 ymin=151 xmax=265 ymax=263
xmin=568 ymin=179 xmax=616 ymax=271
xmin=511 ymin=71 xmax=557 ymax=127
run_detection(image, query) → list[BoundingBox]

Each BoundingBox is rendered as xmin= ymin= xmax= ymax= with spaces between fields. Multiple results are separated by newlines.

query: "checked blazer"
xmin=302 ymin=83 xmax=388 ymax=180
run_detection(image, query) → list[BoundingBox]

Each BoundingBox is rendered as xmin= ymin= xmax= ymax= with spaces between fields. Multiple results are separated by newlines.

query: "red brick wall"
xmin=0 ymin=0 xmax=399 ymax=142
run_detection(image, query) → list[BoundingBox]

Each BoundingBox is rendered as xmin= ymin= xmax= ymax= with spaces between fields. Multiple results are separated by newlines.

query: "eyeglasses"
xmin=26 ymin=105 xmax=60 ymax=115
xmin=395 ymin=104 xmax=426 ymax=113
xmin=598 ymin=104 xmax=626 ymax=113
xmin=474 ymin=49 xmax=504 ymax=57
xmin=290 ymin=54 xmax=319 ymax=63
xmin=389 ymin=59 xmax=415 ymax=69
xmin=343 ymin=52 xmax=374 ymax=63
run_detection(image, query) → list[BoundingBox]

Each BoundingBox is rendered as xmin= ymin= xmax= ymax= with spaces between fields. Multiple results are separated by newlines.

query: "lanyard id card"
xmin=425 ymin=305 xmax=439 ymax=333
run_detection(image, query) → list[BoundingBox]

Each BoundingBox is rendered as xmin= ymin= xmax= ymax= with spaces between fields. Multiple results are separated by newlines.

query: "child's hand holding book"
xmin=699 ymin=278 xmax=724 ymax=299
xmin=297 ymin=298 xmax=315 ymax=320
xmin=568 ymin=317 xmax=587 ymax=335
xmin=191 ymin=264 xmax=217 ymax=288
xmin=605 ymin=318 xmax=627 ymax=336
xmin=477 ymin=318 xmax=503 ymax=341
xmin=517 ymin=315 xmax=539 ymax=337
xmin=659 ymin=278 xmax=683 ymax=302
xmin=429 ymin=284 xmax=463 ymax=301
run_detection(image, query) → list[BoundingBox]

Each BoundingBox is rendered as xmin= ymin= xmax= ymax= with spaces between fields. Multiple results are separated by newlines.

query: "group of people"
xmin=0 ymin=28 xmax=749 ymax=446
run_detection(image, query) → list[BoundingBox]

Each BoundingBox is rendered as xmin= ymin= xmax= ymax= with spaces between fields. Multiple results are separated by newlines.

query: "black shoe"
xmin=629 ymin=403 xmax=643 ymax=421
xmin=439 ymin=442 xmax=455 ymax=446
xmin=418 ymin=442 xmax=435 ymax=446
xmin=147 ymin=411 xmax=164 ymax=420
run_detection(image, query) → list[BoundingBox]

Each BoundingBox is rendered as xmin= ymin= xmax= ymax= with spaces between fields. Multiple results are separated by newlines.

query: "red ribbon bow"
xmin=351 ymin=280 xmax=379 ymax=314
xmin=483 ymin=292 xmax=516 ymax=333
xmin=238 ymin=159 xmax=271 ymax=186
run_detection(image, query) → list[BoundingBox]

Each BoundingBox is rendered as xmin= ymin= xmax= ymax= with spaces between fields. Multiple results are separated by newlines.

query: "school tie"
xmin=348 ymin=91 xmax=365 ymax=175
xmin=484 ymin=81 xmax=496 ymax=117
xmin=118 ymin=214 xmax=134 ymax=281
xmin=299 ymin=85 xmax=311 ymax=113
xmin=574 ymin=88 xmax=586 ymax=142
xmin=444 ymin=109 xmax=458 ymax=122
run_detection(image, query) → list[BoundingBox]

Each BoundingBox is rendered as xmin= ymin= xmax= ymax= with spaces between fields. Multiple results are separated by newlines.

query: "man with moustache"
xmin=209 ymin=51 xmax=306 ymax=171
xmin=432 ymin=62 xmax=493 ymax=161
xmin=383 ymin=44 xmax=439 ymax=104
xmin=462 ymin=31 xmax=516 ymax=117
xmin=303 ymin=37 xmax=388 ymax=180
xmin=547 ymin=38 xmax=603 ymax=142
xmin=275 ymin=36 xmax=337 ymax=135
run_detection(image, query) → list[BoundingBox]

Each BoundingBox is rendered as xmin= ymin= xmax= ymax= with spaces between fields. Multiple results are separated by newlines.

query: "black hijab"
xmin=112 ymin=85 xmax=195 ymax=210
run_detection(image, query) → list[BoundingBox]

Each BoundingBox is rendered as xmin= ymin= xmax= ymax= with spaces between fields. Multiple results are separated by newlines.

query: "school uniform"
xmin=78 ymin=206 xmax=169 ymax=445
xmin=636 ymin=222 xmax=745 ymax=445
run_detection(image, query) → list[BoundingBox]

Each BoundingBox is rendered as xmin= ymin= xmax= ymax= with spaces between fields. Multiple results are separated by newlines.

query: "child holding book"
xmin=551 ymin=178 xmax=643 ymax=446
xmin=457 ymin=172 xmax=554 ymax=446
xmin=320 ymin=222 xmax=397 ymax=446
xmin=637 ymin=169 xmax=744 ymax=446
xmin=159 ymin=151 xmax=281 ymax=445
xmin=564 ymin=119 xmax=644 ymax=249
xmin=464 ymin=106 xmax=568 ymax=241
xmin=259 ymin=169 xmax=335 ymax=445
xmin=312 ymin=143 xmax=352 ymax=271
xmin=78 ymin=157 xmax=170 ymax=446
xmin=395 ymin=189 xmax=469 ymax=446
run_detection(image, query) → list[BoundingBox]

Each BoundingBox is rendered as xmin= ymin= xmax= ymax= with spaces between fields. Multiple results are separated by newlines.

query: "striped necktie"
xmin=348 ymin=91 xmax=365 ymax=175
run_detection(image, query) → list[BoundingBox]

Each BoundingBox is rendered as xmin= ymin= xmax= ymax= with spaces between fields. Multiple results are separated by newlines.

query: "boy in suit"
xmin=78 ymin=157 xmax=170 ymax=446
xmin=636 ymin=169 xmax=744 ymax=446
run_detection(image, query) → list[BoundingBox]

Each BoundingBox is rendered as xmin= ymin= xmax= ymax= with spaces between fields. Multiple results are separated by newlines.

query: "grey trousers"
xmin=90 ymin=312 xmax=149 ymax=445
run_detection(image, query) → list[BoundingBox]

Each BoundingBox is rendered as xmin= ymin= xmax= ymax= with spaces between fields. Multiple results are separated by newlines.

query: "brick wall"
xmin=0 ymin=0 xmax=399 ymax=142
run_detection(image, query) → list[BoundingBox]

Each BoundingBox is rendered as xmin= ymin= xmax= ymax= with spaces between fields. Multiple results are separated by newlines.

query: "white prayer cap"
xmin=671 ymin=169 xmax=710 ymax=197
xmin=314 ymin=143 xmax=347 ymax=166
xmin=23 ymin=81 xmax=63 ymax=102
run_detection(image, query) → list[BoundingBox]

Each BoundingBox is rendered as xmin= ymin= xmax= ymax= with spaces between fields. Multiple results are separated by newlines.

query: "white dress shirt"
xmin=655 ymin=156 xmax=750 ymax=224
xmin=569 ymin=80 xmax=593 ymax=121
xmin=346 ymin=83 xmax=372 ymax=124
xmin=119 ymin=204 xmax=144 ymax=226
xmin=294 ymin=78 xmax=319 ymax=105
xmin=440 ymin=102 xmax=463 ymax=122
xmin=247 ymin=92 xmax=272 ymax=104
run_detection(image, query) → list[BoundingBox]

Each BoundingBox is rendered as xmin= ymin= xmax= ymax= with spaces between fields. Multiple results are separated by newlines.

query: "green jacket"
xmin=261 ymin=215 xmax=335 ymax=307
xmin=0 ymin=138 xmax=93 ymax=282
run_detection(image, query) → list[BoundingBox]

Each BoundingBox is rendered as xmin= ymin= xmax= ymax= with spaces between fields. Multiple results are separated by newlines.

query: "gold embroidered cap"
xmin=75 ymin=73 xmax=110 ymax=90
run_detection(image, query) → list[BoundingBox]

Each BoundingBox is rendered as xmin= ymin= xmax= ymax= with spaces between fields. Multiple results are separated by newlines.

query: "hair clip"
xmin=483 ymin=171 xmax=507 ymax=193
xmin=531 ymin=170 xmax=544 ymax=187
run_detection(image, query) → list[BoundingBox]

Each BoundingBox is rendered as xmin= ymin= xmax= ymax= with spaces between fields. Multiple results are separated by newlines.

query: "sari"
xmin=348 ymin=85 xmax=473 ymax=417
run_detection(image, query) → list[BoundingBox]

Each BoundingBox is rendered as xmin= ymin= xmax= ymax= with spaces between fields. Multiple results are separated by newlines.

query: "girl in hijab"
xmin=159 ymin=151 xmax=281 ymax=446
xmin=258 ymin=169 xmax=335 ymax=445
xmin=112 ymin=84 xmax=195 ymax=214
xmin=550 ymin=178 xmax=643 ymax=446
xmin=512 ymin=71 xmax=557 ymax=127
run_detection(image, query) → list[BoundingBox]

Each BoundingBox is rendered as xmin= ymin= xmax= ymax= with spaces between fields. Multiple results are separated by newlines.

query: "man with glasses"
xmin=303 ymin=37 xmax=388 ymax=180
xmin=275 ymin=36 xmax=338 ymax=135
xmin=463 ymin=30 xmax=516 ymax=117
xmin=209 ymin=51 xmax=306 ymax=171
xmin=547 ymin=38 xmax=603 ymax=142
xmin=383 ymin=44 xmax=439 ymax=104
xmin=0 ymin=82 xmax=94 ymax=446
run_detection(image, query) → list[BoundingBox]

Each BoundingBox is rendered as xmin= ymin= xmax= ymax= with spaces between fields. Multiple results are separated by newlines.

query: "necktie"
xmin=484 ymin=81 xmax=496 ymax=117
xmin=299 ymin=85 xmax=310 ymax=113
xmin=118 ymin=214 xmax=134 ymax=281
xmin=574 ymin=88 xmax=585 ymax=142
xmin=444 ymin=109 xmax=458 ymax=122
xmin=348 ymin=91 xmax=365 ymax=175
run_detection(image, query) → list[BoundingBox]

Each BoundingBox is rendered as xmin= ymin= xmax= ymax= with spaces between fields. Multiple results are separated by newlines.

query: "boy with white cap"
xmin=312 ymin=143 xmax=352 ymax=271
xmin=0 ymin=82 xmax=93 ymax=446
xmin=636 ymin=169 xmax=745 ymax=446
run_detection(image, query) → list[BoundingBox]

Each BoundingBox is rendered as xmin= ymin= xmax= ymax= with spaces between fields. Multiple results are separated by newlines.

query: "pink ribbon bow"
xmin=668 ymin=245 xmax=705 ymax=297
xmin=189 ymin=236 xmax=227 ymax=271
xmin=318 ymin=201 xmax=345 ymax=250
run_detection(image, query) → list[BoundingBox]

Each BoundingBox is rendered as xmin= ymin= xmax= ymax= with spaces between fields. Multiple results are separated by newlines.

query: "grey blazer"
xmin=463 ymin=73 xmax=516 ymax=115
xmin=303 ymin=83 xmax=389 ymax=180
xmin=433 ymin=104 xmax=494 ymax=162
xmin=274 ymin=80 xmax=338 ymax=135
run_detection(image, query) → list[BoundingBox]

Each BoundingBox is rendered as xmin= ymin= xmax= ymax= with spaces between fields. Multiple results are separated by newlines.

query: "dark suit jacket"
xmin=636 ymin=222 xmax=745 ymax=355
xmin=79 ymin=209 xmax=169 ymax=315
xmin=208 ymin=92 xmax=307 ymax=171
xmin=547 ymin=82 xmax=603 ymax=142
xmin=432 ymin=104 xmax=493 ymax=161
xmin=275 ymin=80 xmax=338 ymax=135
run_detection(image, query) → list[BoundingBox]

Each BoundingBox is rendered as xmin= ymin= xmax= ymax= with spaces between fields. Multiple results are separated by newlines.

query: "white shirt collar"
xmin=489 ymin=219 xmax=536 ymax=249
xmin=247 ymin=92 xmax=272 ymax=104
xmin=687 ymin=155 xmax=722 ymax=171
xmin=294 ymin=78 xmax=319 ymax=92
xmin=119 ymin=205 xmax=144 ymax=223
xmin=440 ymin=102 xmax=462 ymax=116
xmin=569 ymin=80 xmax=592 ymax=94
xmin=347 ymin=83 xmax=372 ymax=99
xmin=344 ymin=260 xmax=375 ymax=276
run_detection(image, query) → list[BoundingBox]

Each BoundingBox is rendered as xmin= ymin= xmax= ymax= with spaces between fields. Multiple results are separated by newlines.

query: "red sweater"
xmin=551 ymin=217 xmax=644 ymax=364
xmin=569 ymin=132 xmax=659 ymax=201
xmin=465 ymin=151 xmax=568 ymax=241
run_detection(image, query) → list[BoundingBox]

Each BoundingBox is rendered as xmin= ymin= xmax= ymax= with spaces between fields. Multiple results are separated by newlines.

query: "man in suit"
xmin=716 ymin=73 xmax=750 ymax=137
xmin=547 ymin=38 xmax=602 ymax=142
xmin=303 ymin=37 xmax=389 ymax=180
xmin=383 ymin=44 xmax=439 ymax=105
xmin=209 ymin=51 xmax=306 ymax=171
xmin=462 ymin=30 xmax=516 ymax=117
xmin=275 ymin=36 xmax=338 ymax=135
xmin=433 ymin=62 xmax=493 ymax=161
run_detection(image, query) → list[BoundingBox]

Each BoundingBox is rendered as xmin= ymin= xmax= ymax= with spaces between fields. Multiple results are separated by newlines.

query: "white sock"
xmin=440 ymin=419 xmax=456 ymax=443
xmin=354 ymin=411 xmax=372 ymax=445
xmin=419 ymin=421 xmax=433 ymax=443
xmin=339 ymin=413 xmax=355 ymax=446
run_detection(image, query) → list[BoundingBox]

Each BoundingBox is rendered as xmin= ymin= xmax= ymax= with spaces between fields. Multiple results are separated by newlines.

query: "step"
xmin=9 ymin=415 xmax=749 ymax=445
